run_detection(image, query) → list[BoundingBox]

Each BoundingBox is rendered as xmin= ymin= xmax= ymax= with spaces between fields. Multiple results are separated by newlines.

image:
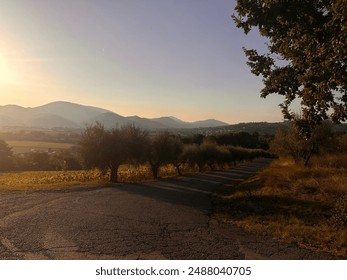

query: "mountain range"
xmin=0 ymin=101 xmax=229 ymax=130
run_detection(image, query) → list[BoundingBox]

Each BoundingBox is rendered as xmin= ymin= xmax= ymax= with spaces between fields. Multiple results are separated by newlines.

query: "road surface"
xmin=0 ymin=159 xmax=335 ymax=259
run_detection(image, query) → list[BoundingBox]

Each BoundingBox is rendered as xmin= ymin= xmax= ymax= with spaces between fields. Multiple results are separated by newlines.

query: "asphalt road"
xmin=0 ymin=159 xmax=335 ymax=259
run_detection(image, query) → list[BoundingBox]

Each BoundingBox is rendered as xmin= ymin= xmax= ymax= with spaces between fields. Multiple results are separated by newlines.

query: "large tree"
xmin=233 ymin=0 xmax=347 ymax=136
xmin=79 ymin=123 xmax=148 ymax=182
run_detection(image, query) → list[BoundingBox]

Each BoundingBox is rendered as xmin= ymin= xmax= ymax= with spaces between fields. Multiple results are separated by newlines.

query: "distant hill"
xmin=151 ymin=117 xmax=191 ymax=129
xmin=27 ymin=114 xmax=80 ymax=129
xmin=0 ymin=101 xmax=229 ymax=130
xmin=151 ymin=117 xmax=229 ymax=129
xmin=34 ymin=101 xmax=110 ymax=124
xmin=191 ymin=119 xmax=229 ymax=128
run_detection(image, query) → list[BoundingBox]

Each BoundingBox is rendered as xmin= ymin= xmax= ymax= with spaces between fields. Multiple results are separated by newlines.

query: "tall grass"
xmin=214 ymin=154 xmax=347 ymax=257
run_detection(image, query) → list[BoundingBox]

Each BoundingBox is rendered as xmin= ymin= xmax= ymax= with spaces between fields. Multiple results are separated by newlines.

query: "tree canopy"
xmin=233 ymin=0 xmax=347 ymax=134
xmin=147 ymin=132 xmax=182 ymax=179
xmin=79 ymin=123 xmax=148 ymax=182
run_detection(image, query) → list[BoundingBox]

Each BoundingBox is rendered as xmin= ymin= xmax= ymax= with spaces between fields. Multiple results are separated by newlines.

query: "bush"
xmin=270 ymin=121 xmax=337 ymax=166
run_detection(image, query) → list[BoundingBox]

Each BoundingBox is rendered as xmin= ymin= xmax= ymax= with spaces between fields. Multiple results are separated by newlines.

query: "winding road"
xmin=0 ymin=159 xmax=335 ymax=259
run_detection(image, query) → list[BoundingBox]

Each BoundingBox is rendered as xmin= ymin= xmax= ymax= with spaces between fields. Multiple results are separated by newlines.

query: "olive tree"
xmin=147 ymin=132 xmax=182 ymax=179
xmin=79 ymin=123 xmax=148 ymax=182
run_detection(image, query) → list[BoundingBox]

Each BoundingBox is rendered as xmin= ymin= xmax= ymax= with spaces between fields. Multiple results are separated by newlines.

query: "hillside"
xmin=0 ymin=101 xmax=229 ymax=130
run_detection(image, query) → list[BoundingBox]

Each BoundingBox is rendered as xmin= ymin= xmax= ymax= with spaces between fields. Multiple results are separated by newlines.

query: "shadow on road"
xmin=110 ymin=159 xmax=273 ymax=211
xmin=32 ymin=159 xmax=272 ymax=212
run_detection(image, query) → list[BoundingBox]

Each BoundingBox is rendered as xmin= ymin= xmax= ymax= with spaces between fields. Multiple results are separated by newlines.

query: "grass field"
xmin=7 ymin=140 xmax=75 ymax=154
xmin=214 ymin=155 xmax=347 ymax=257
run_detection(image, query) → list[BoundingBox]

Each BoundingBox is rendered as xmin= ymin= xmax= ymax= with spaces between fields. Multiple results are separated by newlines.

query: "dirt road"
xmin=0 ymin=159 xmax=335 ymax=259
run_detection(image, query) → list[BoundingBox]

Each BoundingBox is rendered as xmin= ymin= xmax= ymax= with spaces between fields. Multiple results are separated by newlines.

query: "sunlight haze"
xmin=0 ymin=0 xmax=284 ymax=124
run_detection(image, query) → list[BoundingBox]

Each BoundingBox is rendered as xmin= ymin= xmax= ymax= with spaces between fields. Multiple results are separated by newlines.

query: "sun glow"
xmin=0 ymin=53 xmax=15 ymax=85
xmin=0 ymin=47 xmax=56 ymax=107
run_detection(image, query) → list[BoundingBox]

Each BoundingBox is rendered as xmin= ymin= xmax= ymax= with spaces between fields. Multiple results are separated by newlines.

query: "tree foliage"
xmin=233 ymin=0 xmax=347 ymax=133
xmin=147 ymin=132 xmax=182 ymax=179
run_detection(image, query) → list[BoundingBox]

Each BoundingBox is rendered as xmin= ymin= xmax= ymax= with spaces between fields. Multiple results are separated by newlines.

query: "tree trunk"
xmin=304 ymin=144 xmax=315 ymax=167
xmin=175 ymin=164 xmax=182 ymax=176
xmin=208 ymin=162 xmax=215 ymax=171
xmin=109 ymin=165 xmax=119 ymax=183
xmin=150 ymin=163 xmax=159 ymax=179
xmin=198 ymin=163 xmax=204 ymax=172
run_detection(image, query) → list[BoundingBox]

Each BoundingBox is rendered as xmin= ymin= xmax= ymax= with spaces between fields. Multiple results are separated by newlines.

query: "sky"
xmin=0 ymin=0 xmax=286 ymax=124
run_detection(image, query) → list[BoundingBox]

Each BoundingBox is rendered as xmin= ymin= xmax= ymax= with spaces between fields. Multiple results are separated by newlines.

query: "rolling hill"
xmin=0 ymin=101 xmax=229 ymax=130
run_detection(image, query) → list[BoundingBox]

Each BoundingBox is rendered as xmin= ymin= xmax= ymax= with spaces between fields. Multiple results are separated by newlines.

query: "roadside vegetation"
xmin=214 ymin=130 xmax=347 ymax=258
xmin=78 ymin=123 xmax=273 ymax=182
xmin=227 ymin=0 xmax=347 ymax=258
xmin=0 ymin=124 xmax=273 ymax=189
xmin=0 ymin=169 xmax=106 ymax=190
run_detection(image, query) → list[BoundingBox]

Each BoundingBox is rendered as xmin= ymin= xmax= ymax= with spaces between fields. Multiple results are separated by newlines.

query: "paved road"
xmin=0 ymin=159 xmax=335 ymax=259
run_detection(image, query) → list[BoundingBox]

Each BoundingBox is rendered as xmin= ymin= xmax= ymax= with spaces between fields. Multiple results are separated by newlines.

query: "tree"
xmin=120 ymin=125 xmax=149 ymax=165
xmin=169 ymin=135 xmax=184 ymax=175
xmin=147 ymin=132 xmax=182 ymax=179
xmin=199 ymin=142 xmax=228 ymax=171
xmin=79 ymin=122 xmax=108 ymax=174
xmin=79 ymin=123 xmax=148 ymax=182
xmin=233 ymin=0 xmax=347 ymax=135
xmin=270 ymin=121 xmax=336 ymax=165
xmin=181 ymin=144 xmax=203 ymax=171
xmin=0 ymin=140 xmax=13 ymax=171
xmin=181 ymin=142 xmax=229 ymax=172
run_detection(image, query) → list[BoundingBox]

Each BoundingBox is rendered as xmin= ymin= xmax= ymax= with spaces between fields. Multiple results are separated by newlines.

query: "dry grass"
xmin=0 ymin=169 xmax=108 ymax=190
xmin=0 ymin=164 xmax=185 ymax=190
xmin=118 ymin=164 xmax=180 ymax=182
xmin=214 ymin=154 xmax=347 ymax=258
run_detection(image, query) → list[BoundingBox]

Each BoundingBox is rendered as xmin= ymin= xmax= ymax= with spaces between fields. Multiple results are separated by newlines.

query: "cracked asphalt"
xmin=0 ymin=159 xmax=336 ymax=259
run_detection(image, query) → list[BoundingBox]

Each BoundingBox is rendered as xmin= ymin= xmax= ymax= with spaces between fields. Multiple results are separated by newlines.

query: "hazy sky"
xmin=0 ymin=0 xmax=286 ymax=124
